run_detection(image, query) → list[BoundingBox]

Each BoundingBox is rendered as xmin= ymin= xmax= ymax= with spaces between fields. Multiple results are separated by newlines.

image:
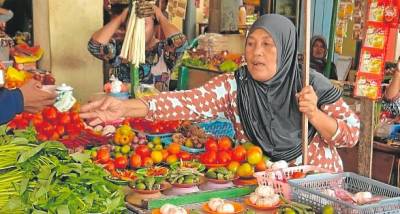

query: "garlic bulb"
xmin=160 ymin=204 xmax=175 ymax=214
xmin=249 ymin=192 xmax=259 ymax=204
xmin=322 ymin=189 xmax=336 ymax=198
xmin=216 ymin=203 xmax=235 ymax=213
xmin=354 ymin=192 xmax=372 ymax=204
xmin=255 ymin=185 xmax=275 ymax=198
xmin=208 ymin=198 xmax=224 ymax=211
xmin=167 ymin=207 xmax=187 ymax=214
xmin=271 ymin=160 xmax=288 ymax=170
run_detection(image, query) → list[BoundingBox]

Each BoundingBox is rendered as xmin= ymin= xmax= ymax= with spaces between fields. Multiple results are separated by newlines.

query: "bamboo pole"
xmin=302 ymin=0 xmax=311 ymax=165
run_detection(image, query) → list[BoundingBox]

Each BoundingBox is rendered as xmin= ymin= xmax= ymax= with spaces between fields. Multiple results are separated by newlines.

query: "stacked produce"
xmin=0 ymin=125 xmax=126 ymax=213
xmin=172 ymin=121 xmax=208 ymax=149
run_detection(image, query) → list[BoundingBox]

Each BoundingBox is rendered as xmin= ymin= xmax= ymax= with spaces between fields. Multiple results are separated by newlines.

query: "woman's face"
xmin=312 ymin=40 xmax=326 ymax=59
xmin=245 ymin=29 xmax=277 ymax=82
xmin=145 ymin=17 xmax=155 ymax=47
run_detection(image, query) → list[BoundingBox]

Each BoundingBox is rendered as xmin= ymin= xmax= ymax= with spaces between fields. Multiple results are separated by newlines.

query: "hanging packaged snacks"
xmin=364 ymin=26 xmax=387 ymax=49
xmin=368 ymin=1 xmax=385 ymax=22
xmin=354 ymin=73 xmax=382 ymax=100
xmin=335 ymin=37 xmax=344 ymax=54
xmin=359 ymin=49 xmax=385 ymax=74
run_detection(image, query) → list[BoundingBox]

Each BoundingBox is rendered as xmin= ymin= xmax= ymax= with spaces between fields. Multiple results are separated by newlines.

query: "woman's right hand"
xmin=80 ymin=96 xmax=127 ymax=126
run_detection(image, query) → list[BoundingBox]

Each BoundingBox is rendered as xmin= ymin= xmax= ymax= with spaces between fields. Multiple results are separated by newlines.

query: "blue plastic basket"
xmin=198 ymin=119 xmax=235 ymax=139
xmin=146 ymin=133 xmax=173 ymax=144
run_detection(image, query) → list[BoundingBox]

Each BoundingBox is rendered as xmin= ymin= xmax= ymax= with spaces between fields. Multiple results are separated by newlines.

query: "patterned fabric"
xmin=142 ymin=73 xmax=360 ymax=172
xmin=382 ymin=94 xmax=400 ymax=116
xmin=88 ymin=33 xmax=187 ymax=91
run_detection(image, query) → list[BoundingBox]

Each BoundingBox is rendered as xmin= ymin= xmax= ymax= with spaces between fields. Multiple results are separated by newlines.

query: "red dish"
xmin=171 ymin=177 xmax=205 ymax=188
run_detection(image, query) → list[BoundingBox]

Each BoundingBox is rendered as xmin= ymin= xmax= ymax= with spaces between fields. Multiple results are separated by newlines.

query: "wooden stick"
xmin=302 ymin=0 xmax=311 ymax=165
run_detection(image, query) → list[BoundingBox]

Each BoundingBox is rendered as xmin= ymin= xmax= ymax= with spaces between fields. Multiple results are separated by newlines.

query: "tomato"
xmin=135 ymin=145 xmax=151 ymax=158
xmin=114 ymin=156 xmax=128 ymax=169
xmin=37 ymin=133 xmax=48 ymax=142
xmin=178 ymin=151 xmax=191 ymax=161
xmin=55 ymin=125 xmax=65 ymax=136
xmin=49 ymin=132 xmax=60 ymax=141
xmin=66 ymin=123 xmax=79 ymax=135
xmin=200 ymin=150 xmax=217 ymax=164
xmin=42 ymin=106 xmax=58 ymax=121
xmin=255 ymin=160 xmax=267 ymax=172
xmin=291 ymin=172 xmax=306 ymax=179
xmin=39 ymin=121 xmax=54 ymax=135
xmin=58 ymin=112 xmax=71 ymax=125
xmin=217 ymin=151 xmax=231 ymax=164
xmin=142 ymin=157 xmax=153 ymax=167
xmin=32 ymin=113 xmax=43 ymax=126
xmin=97 ymin=148 xmax=111 ymax=164
xmin=167 ymin=142 xmax=181 ymax=155
xmin=129 ymin=154 xmax=142 ymax=168
xmin=21 ymin=112 xmax=34 ymax=120
xmin=205 ymin=137 xmax=218 ymax=152
xmin=217 ymin=136 xmax=232 ymax=151
xmin=247 ymin=150 xmax=262 ymax=165
xmin=247 ymin=146 xmax=263 ymax=155
xmin=7 ymin=121 xmax=16 ymax=129
xmin=104 ymin=161 xmax=116 ymax=172
xmin=232 ymin=146 xmax=247 ymax=162
xmin=16 ymin=119 xmax=29 ymax=129
xmin=70 ymin=111 xmax=80 ymax=122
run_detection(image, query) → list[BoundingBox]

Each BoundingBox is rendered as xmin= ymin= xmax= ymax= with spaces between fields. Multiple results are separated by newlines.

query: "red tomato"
xmin=49 ymin=132 xmax=60 ymax=141
xmin=58 ymin=112 xmax=71 ymax=125
xmin=217 ymin=136 xmax=232 ymax=151
xmin=21 ymin=112 xmax=34 ymax=120
xmin=55 ymin=125 xmax=65 ymax=136
xmin=104 ymin=161 xmax=116 ymax=172
xmin=37 ymin=133 xmax=48 ymax=141
xmin=70 ymin=111 xmax=80 ymax=122
xmin=231 ymin=146 xmax=247 ymax=162
xmin=7 ymin=121 xmax=17 ymax=129
xmin=135 ymin=145 xmax=151 ymax=158
xmin=39 ymin=121 xmax=54 ymax=135
xmin=66 ymin=123 xmax=79 ymax=135
xmin=16 ymin=119 xmax=29 ymax=129
xmin=291 ymin=172 xmax=306 ymax=179
xmin=205 ymin=137 xmax=218 ymax=152
xmin=97 ymin=148 xmax=111 ymax=164
xmin=200 ymin=150 xmax=217 ymax=164
xmin=178 ymin=151 xmax=192 ymax=161
xmin=32 ymin=113 xmax=43 ymax=126
xmin=217 ymin=151 xmax=231 ymax=164
xmin=114 ymin=156 xmax=128 ymax=169
xmin=42 ymin=106 xmax=58 ymax=121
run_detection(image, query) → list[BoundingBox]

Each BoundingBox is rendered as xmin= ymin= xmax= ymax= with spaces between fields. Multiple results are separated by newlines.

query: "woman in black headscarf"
xmin=310 ymin=35 xmax=338 ymax=80
xmin=80 ymin=14 xmax=360 ymax=172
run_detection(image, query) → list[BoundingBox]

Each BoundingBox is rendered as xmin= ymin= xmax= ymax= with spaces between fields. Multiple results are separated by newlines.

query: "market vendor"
xmin=310 ymin=35 xmax=338 ymax=80
xmin=88 ymin=3 xmax=187 ymax=92
xmin=382 ymin=58 xmax=400 ymax=116
xmin=80 ymin=14 xmax=360 ymax=172
xmin=0 ymin=79 xmax=57 ymax=124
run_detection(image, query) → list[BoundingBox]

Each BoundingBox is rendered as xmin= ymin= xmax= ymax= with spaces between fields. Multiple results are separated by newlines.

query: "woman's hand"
xmin=80 ymin=96 xmax=127 ymax=126
xmin=296 ymin=86 xmax=319 ymax=119
xmin=19 ymin=79 xmax=57 ymax=113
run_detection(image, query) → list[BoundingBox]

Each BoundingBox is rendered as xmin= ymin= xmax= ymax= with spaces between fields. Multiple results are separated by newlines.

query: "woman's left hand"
xmin=296 ymin=86 xmax=319 ymax=119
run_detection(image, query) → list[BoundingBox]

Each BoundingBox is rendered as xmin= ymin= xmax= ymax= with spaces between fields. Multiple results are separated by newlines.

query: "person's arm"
xmin=80 ymin=73 xmax=235 ymax=126
xmin=154 ymin=6 xmax=180 ymax=39
xmin=297 ymin=86 xmax=360 ymax=146
xmin=0 ymin=88 xmax=23 ymax=124
xmin=385 ymin=60 xmax=400 ymax=100
xmin=91 ymin=8 xmax=128 ymax=44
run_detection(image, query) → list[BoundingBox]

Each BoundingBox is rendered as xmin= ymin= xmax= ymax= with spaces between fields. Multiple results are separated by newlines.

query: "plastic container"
xmin=253 ymin=165 xmax=331 ymax=199
xmin=198 ymin=119 xmax=235 ymax=139
xmin=288 ymin=172 xmax=400 ymax=213
xmin=109 ymin=92 xmax=130 ymax=100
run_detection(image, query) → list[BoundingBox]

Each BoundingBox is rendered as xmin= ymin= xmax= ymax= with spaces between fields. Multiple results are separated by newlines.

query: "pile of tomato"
xmin=8 ymin=106 xmax=84 ymax=141
xmin=199 ymin=136 xmax=235 ymax=165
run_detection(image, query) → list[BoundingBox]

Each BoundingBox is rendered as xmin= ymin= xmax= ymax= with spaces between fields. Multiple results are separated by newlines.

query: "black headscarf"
xmin=235 ymin=14 xmax=342 ymax=162
xmin=310 ymin=35 xmax=338 ymax=80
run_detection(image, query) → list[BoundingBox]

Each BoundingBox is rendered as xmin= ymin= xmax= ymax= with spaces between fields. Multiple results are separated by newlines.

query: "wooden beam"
xmin=357 ymin=98 xmax=375 ymax=177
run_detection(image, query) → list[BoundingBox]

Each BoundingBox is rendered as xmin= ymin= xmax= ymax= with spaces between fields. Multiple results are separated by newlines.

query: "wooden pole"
xmin=302 ymin=0 xmax=311 ymax=165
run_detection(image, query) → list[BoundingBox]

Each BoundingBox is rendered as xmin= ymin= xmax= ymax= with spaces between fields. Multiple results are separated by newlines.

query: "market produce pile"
xmin=0 ymin=125 xmax=126 ymax=213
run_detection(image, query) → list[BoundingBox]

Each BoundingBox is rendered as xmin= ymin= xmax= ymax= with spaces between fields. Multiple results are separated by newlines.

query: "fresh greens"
xmin=0 ymin=125 xmax=127 ymax=214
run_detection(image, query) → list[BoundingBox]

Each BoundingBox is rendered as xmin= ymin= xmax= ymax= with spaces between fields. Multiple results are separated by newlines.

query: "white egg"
xmin=354 ymin=192 xmax=372 ymax=204
xmin=208 ymin=198 xmax=225 ymax=211
xmin=160 ymin=204 xmax=176 ymax=214
xmin=249 ymin=193 xmax=259 ymax=204
xmin=216 ymin=203 xmax=235 ymax=213
xmin=271 ymin=160 xmax=289 ymax=170
xmin=255 ymin=185 xmax=275 ymax=198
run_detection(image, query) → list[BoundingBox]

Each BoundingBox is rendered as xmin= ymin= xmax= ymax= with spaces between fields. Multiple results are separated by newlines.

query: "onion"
xmin=216 ymin=203 xmax=235 ymax=213
xmin=208 ymin=198 xmax=224 ymax=211
xmin=160 ymin=204 xmax=175 ymax=214
xmin=354 ymin=192 xmax=372 ymax=204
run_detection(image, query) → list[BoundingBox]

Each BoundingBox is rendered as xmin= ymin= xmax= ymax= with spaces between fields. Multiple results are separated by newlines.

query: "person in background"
xmin=310 ymin=35 xmax=338 ymax=80
xmin=382 ymin=58 xmax=400 ymax=116
xmin=0 ymin=7 xmax=13 ymax=30
xmin=0 ymin=79 xmax=57 ymax=124
xmin=88 ymin=3 xmax=187 ymax=92
xmin=80 ymin=14 xmax=360 ymax=172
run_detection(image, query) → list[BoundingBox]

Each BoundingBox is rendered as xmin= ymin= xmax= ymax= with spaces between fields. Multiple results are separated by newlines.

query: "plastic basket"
xmin=253 ymin=165 xmax=330 ymax=199
xmin=145 ymin=132 xmax=173 ymax=145
xmin=198 ymin=119 xmax=235 ymax=139
xmin=288 ymin=172 xmax=400 ymax=213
